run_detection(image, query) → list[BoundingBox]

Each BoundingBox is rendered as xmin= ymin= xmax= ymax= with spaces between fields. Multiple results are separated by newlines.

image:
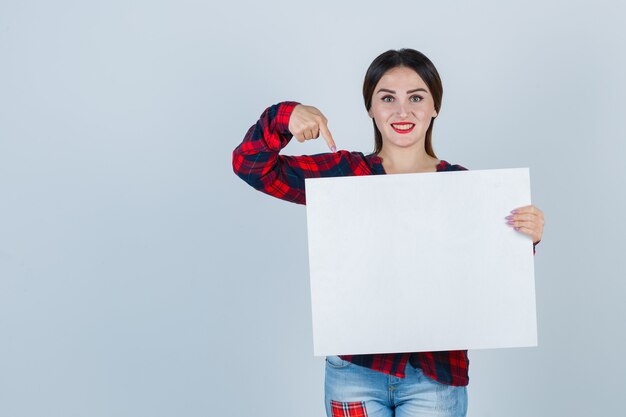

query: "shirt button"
xmin=389 ymin=386 xmax=395 ymax=391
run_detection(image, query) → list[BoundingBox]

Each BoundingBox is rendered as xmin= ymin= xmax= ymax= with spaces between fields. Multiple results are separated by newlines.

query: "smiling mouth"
xmin=391 ymin=123 xmax=415 ymax=134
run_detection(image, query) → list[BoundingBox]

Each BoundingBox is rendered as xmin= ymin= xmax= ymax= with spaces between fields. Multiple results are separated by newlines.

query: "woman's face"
xmin=368 ymin=66 xmax=438 ymax=151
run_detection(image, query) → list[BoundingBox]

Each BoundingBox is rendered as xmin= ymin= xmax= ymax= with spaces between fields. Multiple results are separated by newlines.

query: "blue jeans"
xmin=325 ymin=356 xmax=467 ymax=417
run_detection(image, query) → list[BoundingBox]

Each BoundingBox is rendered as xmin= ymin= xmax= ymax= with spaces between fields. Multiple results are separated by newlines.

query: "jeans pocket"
xmin=325 ymin=355 xmax=351 ymax=369
xmin=436 ymin=384 xmax=467 ymax=415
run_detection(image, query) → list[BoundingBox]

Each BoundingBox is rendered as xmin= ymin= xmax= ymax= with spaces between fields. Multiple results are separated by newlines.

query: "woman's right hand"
xmin=288 ymin=104 xmax=337 ymax=152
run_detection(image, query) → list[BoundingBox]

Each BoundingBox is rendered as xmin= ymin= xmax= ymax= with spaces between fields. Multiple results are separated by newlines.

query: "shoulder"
xmin=334 ymin=150 xmax=380 ymax=176
xmin=438 ymin=160 xmax=468 ymax=171
xmin=313 ymin=149 xmax=382 ymax=175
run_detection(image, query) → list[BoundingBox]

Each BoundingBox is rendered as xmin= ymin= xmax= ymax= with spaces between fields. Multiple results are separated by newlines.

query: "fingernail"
xmin=514 ymin=226 xmax=520 ymax=230
xmin=511 ymin=209 xmax=519 ymax=214
xmin=331 ymin=146 xmax=337 ymax=152
xmin=507 ymin=220 xmax=515 ymax=225
xmin=505 ymin=215 xmax=514 ymax=220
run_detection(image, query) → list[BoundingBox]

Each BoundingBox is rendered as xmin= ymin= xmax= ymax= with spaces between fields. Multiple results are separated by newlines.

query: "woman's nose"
xmin=396 ymin=102 xmax=408 ymax=117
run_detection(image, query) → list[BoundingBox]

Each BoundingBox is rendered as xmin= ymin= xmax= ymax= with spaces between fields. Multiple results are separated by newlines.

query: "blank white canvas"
xmin=305 ymin=168 xmax=537 ymax=356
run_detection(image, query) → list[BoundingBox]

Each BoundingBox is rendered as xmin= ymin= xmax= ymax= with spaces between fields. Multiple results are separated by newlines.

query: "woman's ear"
xmin=433 ymin=110 xmax=438 ymax=118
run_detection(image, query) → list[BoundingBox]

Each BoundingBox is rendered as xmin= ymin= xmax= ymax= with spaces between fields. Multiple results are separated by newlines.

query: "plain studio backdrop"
xmin=1 ymin=1 xmax=624 ymax=416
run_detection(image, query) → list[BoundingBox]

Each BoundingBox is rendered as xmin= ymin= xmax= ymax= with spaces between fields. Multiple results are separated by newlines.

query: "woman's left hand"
xmin=506 ymin=205 xmax=544 ymax=244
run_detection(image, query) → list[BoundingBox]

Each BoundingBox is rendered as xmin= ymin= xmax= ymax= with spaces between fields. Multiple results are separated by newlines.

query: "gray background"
xmin=1 ymin=1 xmax=624 ymax=416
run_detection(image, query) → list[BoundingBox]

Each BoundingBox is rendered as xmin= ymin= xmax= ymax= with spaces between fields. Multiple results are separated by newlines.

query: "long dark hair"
xmin=363 ymin=48 xmax=443 ymax=156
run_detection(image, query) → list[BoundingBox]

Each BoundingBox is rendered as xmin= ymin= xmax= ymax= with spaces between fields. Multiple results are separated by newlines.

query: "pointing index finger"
xmin=319 ymin=121 xmax=337 ymax=152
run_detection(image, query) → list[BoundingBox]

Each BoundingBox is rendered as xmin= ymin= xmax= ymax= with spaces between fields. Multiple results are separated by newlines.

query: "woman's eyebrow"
xmin=376 ymin=88 xmax=428 ymax=94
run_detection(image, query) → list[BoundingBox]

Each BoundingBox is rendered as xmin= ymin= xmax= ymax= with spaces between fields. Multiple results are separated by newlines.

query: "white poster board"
xmin=305 ymin=168 xmax=537 ymax=356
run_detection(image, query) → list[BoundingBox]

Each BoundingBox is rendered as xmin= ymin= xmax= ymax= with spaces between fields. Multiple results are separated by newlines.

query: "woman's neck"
xmin=377 ymin=145 xmax=439 ymax=174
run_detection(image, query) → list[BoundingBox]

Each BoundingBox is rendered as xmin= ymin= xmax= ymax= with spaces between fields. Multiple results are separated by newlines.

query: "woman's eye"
xmin=410 ymin=95 xmax=423 ymax=102
xmin=382 ymin=96 xmax=394 ymax=102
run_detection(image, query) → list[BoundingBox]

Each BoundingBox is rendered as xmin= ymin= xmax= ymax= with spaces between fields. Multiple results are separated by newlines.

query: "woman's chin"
xmin=382 ymin=136 xmax=424 ymax=150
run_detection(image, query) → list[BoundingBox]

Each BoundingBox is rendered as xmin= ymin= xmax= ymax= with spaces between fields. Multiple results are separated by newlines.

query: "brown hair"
xmin=363 ymin=48 xmax=443 ymax=156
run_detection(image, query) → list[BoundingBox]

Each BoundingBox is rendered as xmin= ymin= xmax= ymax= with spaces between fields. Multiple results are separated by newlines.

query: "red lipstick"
xmin=391 ymin=123 xmax=415 ymax=134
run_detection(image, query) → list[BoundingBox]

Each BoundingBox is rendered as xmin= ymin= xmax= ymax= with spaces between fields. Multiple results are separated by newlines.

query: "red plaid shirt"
xmin=233 ymin=101 xmax=538 ymax=386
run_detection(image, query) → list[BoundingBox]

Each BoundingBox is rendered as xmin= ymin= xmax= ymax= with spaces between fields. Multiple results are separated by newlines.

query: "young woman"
xmin=232 ymin=48 xmax=544 ymax=417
